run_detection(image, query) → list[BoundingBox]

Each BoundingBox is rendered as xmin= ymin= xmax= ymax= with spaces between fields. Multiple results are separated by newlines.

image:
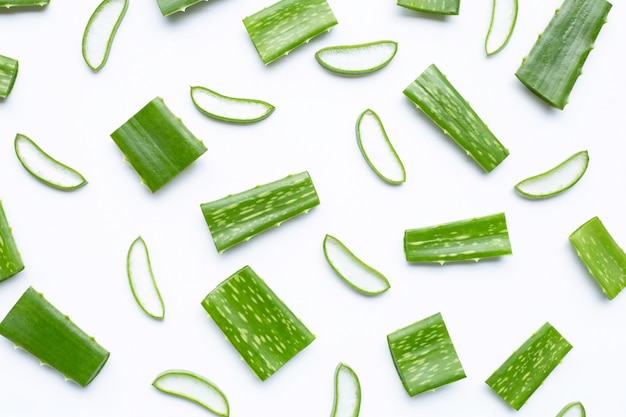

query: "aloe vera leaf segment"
xmin=0 ymin=54 xmax=18 ymax=98
xmin=0 ymin=0 xmax=48 ymax=7
xmin=556 ymin=401 xmax=586 ymax=417
xmin=330 ymin=363 xmax=361 ymax=417
xmin=315 ymin=40 xmax=398 ymax=76
xmin=82 ymin=0 xmax=128 ymax=72
xmin=484 ymin=0 xmax=518 ymax=56
xmin=127 ymin=236 xmax=165 ymax=319
xmin=190 ymin=86 xmax=275 ymax=123
xmin=0 ymin=201 xmax=24 ymax=282
xmin=156 ymin=0 xmax=206 ymax=16
xmin=397 ymin=0 xmax=459 ymax=15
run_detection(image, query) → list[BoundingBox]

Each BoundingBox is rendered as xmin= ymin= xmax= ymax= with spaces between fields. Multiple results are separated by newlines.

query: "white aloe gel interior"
xmin=358 ymin=110 xmax=404 ymax=183
xmin=318 ymin=42 xmax=396 ymax=72
xmin=333 ymin=364 xmax=360 ymax=417
xmin=485 ymin=0 xmax=517 ymax=54
xmin=128 ymin=238 xmax=164 ymax=318
xmin=155 ymin=372 xmax=228 ymax=415
xmin=516 ymin=152 xmax=588 ymax=196
xmin=83 ymin=0 xmax=126 ymax=68
xmin=558 ymin=402 xmax=585 ymax=417
xmin=192 ymin=88 xmax=272 ymax=120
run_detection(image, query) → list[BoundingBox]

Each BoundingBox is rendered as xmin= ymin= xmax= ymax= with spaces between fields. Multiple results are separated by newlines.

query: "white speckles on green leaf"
xmin=0 ymin=201 xmax=23 ymax=282
xmin=0 ymin=54 xmax=18 ymax=98
xmin=397 ymin=0 xmax=459 ymax=15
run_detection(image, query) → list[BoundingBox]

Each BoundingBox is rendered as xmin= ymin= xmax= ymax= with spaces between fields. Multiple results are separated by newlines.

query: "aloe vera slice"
xmin=190 ymin=86 xmax=275 ymax=123
xmin=404 ymin=212 xmax=512 ymax=264
xmin=514 ymin=150 xmax=589 ymax=199
xmin=330 ymin=363 xmax=361 ymax=417
xmin=110 ymin=97 xmax=207 ymax=193
xmin=486 ymin=322 xmax=572 ymax=410
xmin=315 ymin=40 xmax=397 ymax=76
xmin=0 ymin=0 xmax=48 ymax=7
xmin=0 ymin=54 xmax=18 ymax=98
xmin=201 ymin=265 xmax=315 ymax=381
xmin=556 ymin=401 xmax=585 ymax=417
xmin=0 ymin=287 xmax=110 ymax=387
xmin=356 ymin=109 xmax=405 ymax=184
xmin=404 ymin=64 xmax=509 ymax=172
xmin=397 ymin=0 xmax=459 ymax=15
xmin=569 ymin=216 xmax=626 ymax=300
xmin=323 ymin=234 xmax=390 ymax=296
xmin=127 ymin=236 xmax=164 ymax=320
xmin=243 ymin=0 xmax=338 ymax=65
xmin=387 ymin=312 xmax=465 ymax=397
xmin=485 ymin=0 xmax=518 ymax=56
xmin=14 ymin=133 xmax=87 ymax=191
xmin=156 ymin=0 xmax=206 ymax=16
xmin=152 ymin=369 xmax=229 ymax=416
xmin=0 ymin=201 xmax=24 ymax=282
xmin=201 ymin=171 xmax=320 ymax=253
xmin=515 ymin=0 xmax=612 ymax=109
xmin=82 ymin=0 xmax=128 ymax=72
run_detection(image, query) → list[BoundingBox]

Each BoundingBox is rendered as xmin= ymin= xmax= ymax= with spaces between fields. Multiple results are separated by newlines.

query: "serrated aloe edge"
xmin=0 ymin=54 xmax=18 ymax=98
xmin=315 ymin=40 xmax=397 ymax=76
xmin=156 ymin=0 xmax=206 ymax=16
xmin=397 ymin=0 xmax=459 ymax=15
xmin=190 ymin=86 xmax=275 ymax=123
xmin=0 ymin=201 xmax=24 ymax=282
xmin=330 ymin=363 xmax=361 ymax=417
xmin=484 ymin=0 xmax=518 ymax=56
xmin=82 ymin=0 xmax=128 ymax=72
xmin=556 ymin=401 xmax=585 ymax=417
xmin=127 ymin=236 xmax=165 ymax=320
xmin=0 ymin=0 xmax=48 ymax=7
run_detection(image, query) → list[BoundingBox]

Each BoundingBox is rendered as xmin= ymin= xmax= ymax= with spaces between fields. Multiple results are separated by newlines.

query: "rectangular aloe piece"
xmin=0 ymin=54 xmax=18 ymax=98
xmin=0 ymin=287 xmax=110 ymax=387
xmin=0 ymin=201 xmax=24 ymax=282
xmin=155 ymin=0 xmax=204 ymax=16
xmin=404 ymin=64 xmax=509 ymax=172
xmin=404 ymin=212 xmax=512 ymax=263
xmin=201 ymin=171 xmax=320 ymax=252
xmin=201 ymin=265 xmax=315 ymax=381
xmin=515 ymin=0 xmax=612 ymax=110
xmin=397 ymin=0 xmax=460 ymax=15
xmin=486 ymin=322 xmax=572 ymax=410
xmin=243 ymin=0 xmax=338 ymax=65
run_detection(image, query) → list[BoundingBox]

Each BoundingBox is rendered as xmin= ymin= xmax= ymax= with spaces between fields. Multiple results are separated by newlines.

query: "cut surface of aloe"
xmin=0 ymin=287 xmax=110 ymax=387
xmin=330 ymin=363 xmax=361 ymax=417
xmin=152 ymin=369 xmax=229 ymax=416
xmin=14 ymin=133 xmax=87 ymax=190
xmin=404 ymin=64 xmax=509 ymax=172
xmin=156 ymin=0 xmax=206 ymax=16
xmin=485 ymin=0 xmax=518 ymax=55
xmin=190 ymin=86 xmax=275 ymax=123
xmin=0 ymin=201 xmax=24 ymax=282
xmin=323 ymin=234 xmax=390 ymax=296
xmin=0 ymin=54 xmax=18 ymax=98
xmin=315 ymin=40 xmax=397 ymax=76
xmin=515 ymin=0 xmax=612 ymax=109
xmin=243 ymin=0 xmax=338 ymax=65
xmin=0 ymin=0 xmax=48 ymax=7
xmin=201 ymin=266 xmax=315 ymax=381
xmin=556 ymin=401 xmax=585 ymax=417
xmin=82 ymin=0 xmax=128 ymax=72
xmin=486 ymin=322 xmax=572 ymax=410
xmin=397 ymin=0 xmax=459 ymax=15
xmin=515 ymin=150 xmax=589 ymax=199
xmin=127 ymin=236 xmax=164 ymax=320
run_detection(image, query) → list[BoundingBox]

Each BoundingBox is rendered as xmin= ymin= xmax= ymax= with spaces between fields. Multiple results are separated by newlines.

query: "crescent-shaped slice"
xmin=556 ymin=401 xmax=585 ymax=417
xmin=127 ymin=236 xmax=165 ymax=320
xmin=82 ymin=0 xmax=128 ymax=71
xmin=330 ymin=363 xmax=361 ymax=417
xmin=190 ymin=86 xmax=275 ymax=123
xmin=315 ymin=40 xmax=397 ymax=75
xmin=485 ymin=0 xmax=518 ymax=56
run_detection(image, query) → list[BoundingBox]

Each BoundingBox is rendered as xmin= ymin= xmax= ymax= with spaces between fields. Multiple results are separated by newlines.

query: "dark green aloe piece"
xmin=156 ymin=0 xmax=206 ymax=16
xmin=0 ymin=54 xmax=18 ymax=98
xmin=0 ymin=0 xmax=48 ymax=7
xmin=0 ymin=201 xmax=24 ymax=282
xmin=397 ymin=0 xmax=459 ymax=15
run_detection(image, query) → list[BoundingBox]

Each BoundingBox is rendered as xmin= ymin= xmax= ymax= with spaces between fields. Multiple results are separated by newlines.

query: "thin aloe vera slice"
xmin=404 ymin=212 xmax=512 ymax=264
xmin=0 ymin=201 xmax=24 ymax=282
xmin=330 ymin=363 xmax=361 ymax=417
xmin=315 ymin=40 xmax=397 ymax=76
xmin=201 ymin=171 xmax=320 ymax=253
xmin=110 ymin=97 xmax=207 ymax=193
xmin=356 ymin=109 xmax=405 ymax=184
xmin=156 ymin=0 xmax=206 ymax=16
xmin=486 ymin=322 xmax=572 ymax=410
xmin=82 ymin=0 xmax=128 ymax=72
xmin=152 ymin=369 xmax=229 ymax=416
xmin=0 ymin=54 xmax=18 ymax=98
xmin=397 ymin=0 xmax=459 ymax=15
xmin=323 ymin=234 xmax=390 ymax=296
xmin=0 ymin=0 xmax=48 ymax=7
xmin=243 ymin=0 xmax=338 ymax=65
xmin=485 ymin=0 xmax=518 ymax=56
xmin=201 ymin=265 xmax=315 ymax=381
xmin=127 ymin=236 xmax=164 ymax=320
xmin=387 ymin=312 xmax=465 ymax=397
xmin=0 ymin=287 xmax=110 ymax=387
xmin=190 ymin=86 xmax=275 ymax=123
xmin=14 ymin=133 xmax=87 ymax=191
xmin=515 ymin=0 xmax=612 ymax=110
xmin=556 ymin=401 xmax=585 ymax=417
xmin=569 ymin=216 xmax=626 ymax=300
xmin=515 ymin=150 xmax=589 ymax=199
xmin=404 ymin=64 xmax=509 ymax=172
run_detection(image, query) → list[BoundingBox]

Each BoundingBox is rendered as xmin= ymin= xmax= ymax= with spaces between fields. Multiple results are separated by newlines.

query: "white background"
xmin=0 ymin=0 xmax=625 ymax=416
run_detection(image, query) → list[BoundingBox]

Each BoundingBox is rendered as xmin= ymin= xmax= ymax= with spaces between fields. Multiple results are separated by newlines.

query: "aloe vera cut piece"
xmin=127 ymin=236 xmax=165 ymax=320
xmin=156 ymin=0 xmax=206 ymax=16
xmin=190 ymin=86 xmax=275 ymax=123
xmin=330 ymin=363 xmax=361 ymax=417
xmin=556 ymin=401 xmax=585 ymax=417
xmin=0 ymin=287 xmax=110 ymax=387
xmin=0 ymin=201 xmax=24 ymax=282
xmin=82 ymin=0 xmax=128 ymax=72
xmin=243 ymin=0 xmax=338 ymax=65
xmin=515 ymin=0 xmax=612 ymax=110
xmin=404 ymin=212 xmax=512 ymax=264
xmin=569 ymin=216 xmax=626 ymax=300
xmin=201 ymin=265 xmax=315 ymax=381
xmin=315 ymin=40 xmax=397 ymax=76
xmin=485 ymin=0 xmax=518 ymax=56
xmin=404 ymin=64 xmax=509 ymax=172
xmin=0 ymin=54 xmax=18 ymax=98
xmin=397 ymin=0 xmax=459 ymax=15
xmin=201 ymin=171 xmax=320 ymax=253
xmin=0 ymin=0 xmax=48 ymax=7
xmin=387 ymin=312 xmax=465 ymax=397
xmin=486 ymin=322 xmax=572 ymax=410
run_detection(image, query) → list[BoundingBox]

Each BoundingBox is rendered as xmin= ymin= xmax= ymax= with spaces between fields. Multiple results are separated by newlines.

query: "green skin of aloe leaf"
xmin=243 ymin=0 xmax=338 ymax=65
xmin=486 ymin=322 xmax=572 ymax=410
xmin=569 ymin=216 xmax=626 ymax=300
xmin=201 ymin=266 xmax=315 ymax=381
xmin=0 ymin=287 xmax=110 ymax=387
xmin=404 ymin=64 xmax=509 ymax=172
xmin=0 ymin=0 xmax=48 ymax=7
xmin=156 ymin=0 xmax=205 ymax=16
xmin=515 ymin=0 xmax=612 ymax=110
xmin=0 ymin=201 xmax=24 ymax=281
xmin=387 ymin=312 xmax=465 ymax=397
xmin=397 ymin=0 xmax=459 ymax=15
xmin=0 ymin=55 xmax=18 ymax=98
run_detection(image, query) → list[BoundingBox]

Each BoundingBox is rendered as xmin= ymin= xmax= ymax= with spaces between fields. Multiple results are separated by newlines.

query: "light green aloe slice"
xmin=82 ymin=0 xmax=128 ymax=72
xmin=0 ymin=54 xmax=18 ymax=98
xmin=156 ymin=0 xmax=206 ymax=16
xmin=0 ymin=0 xmax=48 ymax=7
xmin=127 ymin=236 xmax=165 ymax=320
xmin=397 ymin=0 xmax=459 ymax=15
xmin=152 ymin=369 xmax=229 ymax=416
xmin=330 ymin=363 xmax=361 ymax=417
xmin=556 ymin=401 xmax=585 ymax=417
xmin=485 ymin=0 xmax=518 ymax=56
xmin=315 ymin=40 xmax=397 ymax=76
xmin=190 ymin=86 xmax=275 ymax=123
xmin=14 ymin=133 xmax=87 ymax=191
xmin=0 ymin=201 xmax=24 ymax=282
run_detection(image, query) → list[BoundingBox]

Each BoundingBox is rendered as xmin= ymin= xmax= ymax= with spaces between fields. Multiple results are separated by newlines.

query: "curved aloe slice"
xmin=82 ymin=0 xmax=128 ymax=72
xmin=156 ymin=0 xmax=206 ymax=16
xmin=0 ymin=201 xmax=24 ymax=282
xmin=127 ymin=236 xmax=164 ymax=320
xmin=485 ymin=0 xmax=518 ymax=56
xmin=14 ymin=133 xmax=87 ymax=190
xmin=323 ymin=234 xmax=390 ymax=296
xmin=397 ymin=0 xmax=459 ymax=15
xmin=315 ymin=40 xmax=397 ymax=76
xmin=190 ymin=86 xmax=274 ymax=123
xmin=0 ymin=0 xmax=48 ymax=7
xmin=330 ymin=363 xmax=361 ymax=417
xmin=356 ymin=109 xmax=405 ymax=184
xmin=556 ymin=401 xmax=585 ymax=417
xmin=515 ymin=150 xmax=588 ymax=199
xmin=152 ymin=369 xmax=229 ymax=416
xmin=0 ymin=54 xmax=18 ymax=98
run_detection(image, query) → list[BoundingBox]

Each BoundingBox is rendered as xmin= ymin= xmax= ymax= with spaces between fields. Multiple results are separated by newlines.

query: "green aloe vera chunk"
xmin=569 ymin=216 xmax=626 ymax=300
xmin=0 ymin=287 xmax=110 ymax=387
xmin=387 ymin=312 xmax=465 ymax=397
xmin=404 ymin=212 xmax=512 ymax=263
xmin=201 ymin=171 xmax=320 ymax=252
xmin=486 ymin=322 xmax=572 ymax=410
xmin=243 ymin=0 xmax=338 ymax=65
xmin=0 ymin=54 xmax=18 ymax=98
xmin=156 ymin=0 xmax=205 ymax=16
xmin=0 ymin=201 xmax=24 ymax=282
xmin=397 ymin=0 xmax=459 ymax=15
xmin=515 ymin=0 xmax=612 ymax=110
xmin=201 ymin=265 xmax=315 ymax=381
xmin=404 ymin=64 xmax=509 ymax=172
xmin=0 ymin=0 xmax=48 ymax=7
xmin=110 ymin=97 xmax=207 ymax=193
